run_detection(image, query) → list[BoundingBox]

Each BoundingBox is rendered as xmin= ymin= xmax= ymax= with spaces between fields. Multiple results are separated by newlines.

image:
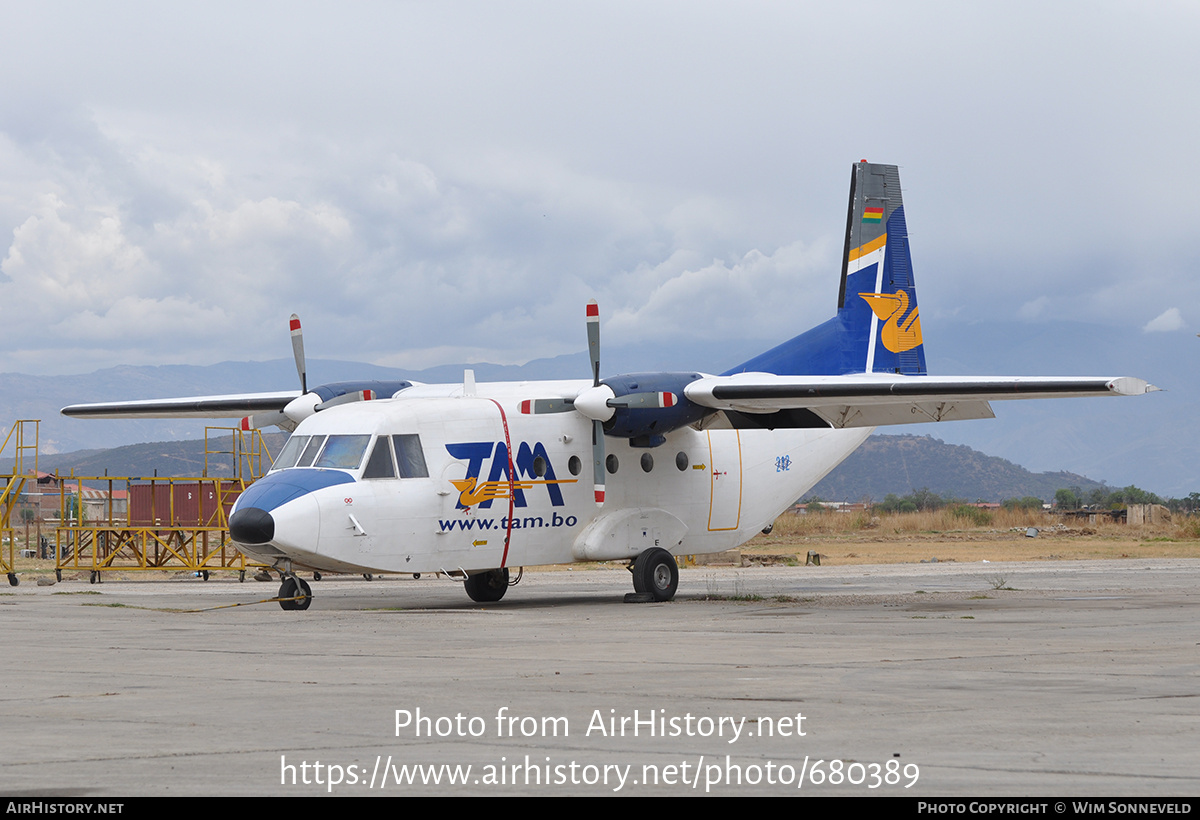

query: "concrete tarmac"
xmin=2 ymin=559 xmax=1198 ymax=796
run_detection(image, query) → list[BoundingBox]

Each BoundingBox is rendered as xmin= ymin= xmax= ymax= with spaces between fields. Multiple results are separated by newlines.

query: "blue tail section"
xmin=725 ymin=162 xmax=927 ymax=377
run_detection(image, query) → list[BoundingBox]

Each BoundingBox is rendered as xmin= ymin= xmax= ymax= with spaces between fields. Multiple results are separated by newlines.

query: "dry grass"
xmin=750 ymin=508 xmax=1200 ymax=565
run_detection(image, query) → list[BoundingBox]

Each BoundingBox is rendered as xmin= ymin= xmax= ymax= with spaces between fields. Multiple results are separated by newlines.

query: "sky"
xmin=2 ymin=1 xmax=1197 ymax=378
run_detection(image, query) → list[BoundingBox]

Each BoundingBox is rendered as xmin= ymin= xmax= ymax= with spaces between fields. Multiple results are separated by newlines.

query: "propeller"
xmin=587 ymin=300 xmax=606 ymax=505
xmin=519 ymin=300 xmax=707 ymax=506
xmin=238 ymin=314 xmax=407 ymax=431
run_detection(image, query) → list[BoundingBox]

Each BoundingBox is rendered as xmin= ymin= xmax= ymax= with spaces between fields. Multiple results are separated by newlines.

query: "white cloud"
xmin=1143 ymin=307 xmax=1185 ymax=333
xmin=2 ymin=3 xmax=1200 ymax=376
xmin=1018 ymin=296 xmax=1049 ymax=320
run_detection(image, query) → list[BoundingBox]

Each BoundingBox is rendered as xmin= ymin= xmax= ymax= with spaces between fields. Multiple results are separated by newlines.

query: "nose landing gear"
xmin=278 ymin=573 xmax=313 ymax=611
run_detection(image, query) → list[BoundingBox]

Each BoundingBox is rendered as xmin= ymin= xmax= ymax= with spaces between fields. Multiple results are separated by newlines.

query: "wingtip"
xmin=1108 ymin=377 xmax=1161 ymax=396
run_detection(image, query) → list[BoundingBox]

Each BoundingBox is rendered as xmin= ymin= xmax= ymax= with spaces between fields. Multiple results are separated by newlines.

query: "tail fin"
xmin=725 ymin=161 xmax=927 ymax=377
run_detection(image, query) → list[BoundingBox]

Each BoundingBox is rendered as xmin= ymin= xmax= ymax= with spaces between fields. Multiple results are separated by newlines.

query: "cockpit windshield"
xmin=271 ymin=432 xmax=424 ymax=477
xmin=312 ymin=435 xmax=371 ymax=469
xmin=273 ymin=434 xmax=311 ymax=470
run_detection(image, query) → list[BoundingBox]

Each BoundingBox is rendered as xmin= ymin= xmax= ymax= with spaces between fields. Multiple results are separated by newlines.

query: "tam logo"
xmin=446 ymin=441 xmax=576 ymax=510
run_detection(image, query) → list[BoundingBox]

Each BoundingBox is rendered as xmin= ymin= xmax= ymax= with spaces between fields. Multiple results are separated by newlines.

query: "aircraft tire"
xmin=278 ymin=577 xmax=298 ymax=611
xmin=295 ymin=578 xmax=313 ymax=610
xmin=633 ymin=548 xmax=678 ymax=602
xmin=464 ymin=568 xmax=509 ymax=603
xmin=7 ymin=573 xmax=18 ymax=587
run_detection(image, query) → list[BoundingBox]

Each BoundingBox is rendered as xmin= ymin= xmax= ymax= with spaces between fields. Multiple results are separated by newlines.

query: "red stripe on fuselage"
xmin=486 ymin=398 xmax=517 ymax=568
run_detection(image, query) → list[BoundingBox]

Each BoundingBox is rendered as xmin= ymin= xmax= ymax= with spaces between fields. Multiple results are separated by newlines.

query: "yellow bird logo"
xmin=450 ymin=476 xmax=576 ymax=509
xmin=859 ymin=290 xmax=923 ymax=353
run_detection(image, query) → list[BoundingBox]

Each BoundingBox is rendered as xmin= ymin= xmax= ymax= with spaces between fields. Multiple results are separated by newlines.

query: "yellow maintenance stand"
xmin=0 ymin=420 xmax=39 ymax=586
xmin=55 ymin=427 xmax=273 ymax=583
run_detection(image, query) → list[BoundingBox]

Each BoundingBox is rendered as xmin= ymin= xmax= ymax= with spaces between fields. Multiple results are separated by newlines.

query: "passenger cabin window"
xmin=362 ymin=437 xmax=396 ymax=479
xmin=273 ymin=435 xmax=310 ymax=470
xmin=393 ymin=434 xmax=429 ymax=478
xmin=313 ymin=435 xmax=370 ymax=469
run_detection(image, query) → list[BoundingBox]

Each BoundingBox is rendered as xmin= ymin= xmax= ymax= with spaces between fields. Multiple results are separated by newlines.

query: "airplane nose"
xmin=229 ymin=507 xmax=275 ymax=544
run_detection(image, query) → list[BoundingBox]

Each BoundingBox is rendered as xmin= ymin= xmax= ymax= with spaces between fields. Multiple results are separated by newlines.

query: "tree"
xmin=1054 ymin=488 xmax=1080 ymax=510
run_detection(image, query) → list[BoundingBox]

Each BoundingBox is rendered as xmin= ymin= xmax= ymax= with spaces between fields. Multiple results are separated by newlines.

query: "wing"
xmin=684 ymin=374 xmax=1158 ymax=429
xmin=61 ymin=391 xmax=302 ymax=420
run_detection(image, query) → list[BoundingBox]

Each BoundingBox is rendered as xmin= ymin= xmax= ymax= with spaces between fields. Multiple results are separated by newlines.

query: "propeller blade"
xmin=240 ymin=410 xmax=295 ymax=432
xmin=592 ymin=418 xmax=606 ymax=506
xmin=290 ymin=313 xmax=307 ymax=395
xmin=606 ymin=391 xmax=677 ymax=409
xmin=519 ymin=398 xmax=576 ymax=414
xmin=313 ymin=389 xmax=376 ymax=412
xmin=586 ymin=300 xmax=600 ymax=387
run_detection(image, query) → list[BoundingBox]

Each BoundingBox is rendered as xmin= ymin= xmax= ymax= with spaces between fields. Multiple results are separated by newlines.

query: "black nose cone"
xmin=230 ymin=507 xmax=274 ymax=544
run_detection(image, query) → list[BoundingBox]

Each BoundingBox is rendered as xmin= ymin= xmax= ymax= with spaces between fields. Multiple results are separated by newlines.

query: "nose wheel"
xmin=278 ymin=574 xmax=313 ymax=611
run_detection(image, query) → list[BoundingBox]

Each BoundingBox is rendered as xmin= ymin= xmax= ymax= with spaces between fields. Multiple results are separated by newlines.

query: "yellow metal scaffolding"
xmin=1 ymin=420 xmax=39 ymax=585
xmin=54 ymin=427 xmax=274 ymax=581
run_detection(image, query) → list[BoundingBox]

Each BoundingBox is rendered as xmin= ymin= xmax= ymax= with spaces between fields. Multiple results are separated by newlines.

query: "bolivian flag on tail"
xmin=862 ymin=206 xmax=884 ymax=223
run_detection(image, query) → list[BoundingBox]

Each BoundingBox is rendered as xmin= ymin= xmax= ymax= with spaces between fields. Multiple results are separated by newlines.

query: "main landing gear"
xmin=278 ymin=573 xmax=312 ymax=611
xmin=464 ymin=567 xmax=510 ymax=603
xmin=628 ymin=548 xmax=679 ymax=602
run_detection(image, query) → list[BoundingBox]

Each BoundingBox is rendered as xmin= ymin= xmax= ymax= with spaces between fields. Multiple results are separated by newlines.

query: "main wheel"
xmin=464 ymin=568 xmax=509 ymax=603
xmin=632 ymin=548 xmax=678 ymax=602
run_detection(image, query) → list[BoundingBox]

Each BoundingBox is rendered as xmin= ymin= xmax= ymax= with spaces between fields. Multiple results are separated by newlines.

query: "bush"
xmin=949 ymin=504 xmax=993 ymax=526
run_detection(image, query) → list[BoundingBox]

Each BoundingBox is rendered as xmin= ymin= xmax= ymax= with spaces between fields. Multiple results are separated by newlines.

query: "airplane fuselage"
xmin=230 ymin=380 xmax=872 ymax=576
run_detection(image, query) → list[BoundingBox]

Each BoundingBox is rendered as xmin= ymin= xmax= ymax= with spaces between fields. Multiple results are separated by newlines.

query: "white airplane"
xmin=63 ymin=162 xmax=1157 ymax=610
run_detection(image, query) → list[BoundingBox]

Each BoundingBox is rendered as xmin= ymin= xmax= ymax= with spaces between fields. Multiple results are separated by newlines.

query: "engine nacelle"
xmin=601 ymin=372 xmax=712 ymax=446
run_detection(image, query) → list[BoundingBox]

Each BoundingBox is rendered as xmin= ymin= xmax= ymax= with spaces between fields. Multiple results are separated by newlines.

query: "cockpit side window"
xmin=296 ymin=435 xmax=327 ymax=467
xmin=313 ymin=435 xmax=370 ymax=469
xmin=273 ymin=435 xmax=310 ymax=471
xmin=393 ymin=434 xmax=429 ymax=478
xmin=362 ymin=436 xmax=396 ymax=479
